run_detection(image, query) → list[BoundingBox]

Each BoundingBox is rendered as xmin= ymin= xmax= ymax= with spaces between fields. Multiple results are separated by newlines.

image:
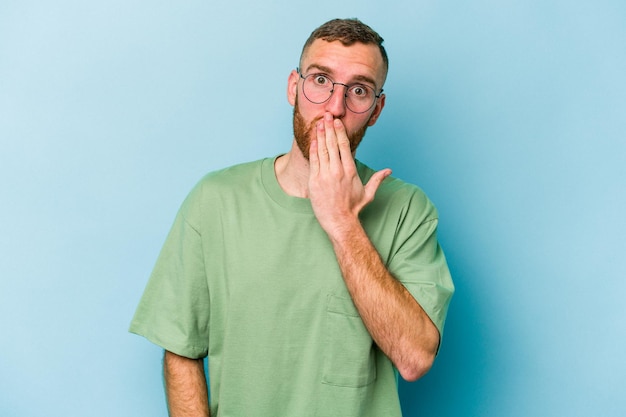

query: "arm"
xmin=308 ymin=114 xmax=440 ymax=381
xmin=323 ymin=219 xmax=440 ymax=381
xmin=163 ymin=350 xmax=210 ymax=417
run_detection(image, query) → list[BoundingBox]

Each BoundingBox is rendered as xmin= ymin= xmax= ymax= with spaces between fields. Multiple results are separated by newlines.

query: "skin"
xmin=292 ymin=99 xmax=368 ymax=160
xmin=164 ymin=351 xmax=210 ymax=417
xmin=165 ymin=38 xmax=440 ymax=415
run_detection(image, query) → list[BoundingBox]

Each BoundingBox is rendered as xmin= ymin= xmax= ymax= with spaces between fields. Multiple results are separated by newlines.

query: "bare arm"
xmin=325 ymin=221 xmax=440 ymax=381
xmin=163 ymin=350 xmax=210 ymax=417
xmin=308 ymin=114 xmax=440 ymax=381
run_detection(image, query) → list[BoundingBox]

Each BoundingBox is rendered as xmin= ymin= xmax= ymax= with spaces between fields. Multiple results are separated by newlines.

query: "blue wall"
xmin=1 ymin=1 xmax=624 ymax=416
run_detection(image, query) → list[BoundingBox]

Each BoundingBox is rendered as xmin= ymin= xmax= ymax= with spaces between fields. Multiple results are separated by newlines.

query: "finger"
xmin=333 ymin=118 xmax=355 ymax=171
xmin=323 ymin=113 xmax=340 ymax=167
xmin=364 ymin=168 xmax=392 ymax=202
xmin=309 ymin=138 xmax=320 ymax=176
xmin=315 ymin=119 xmax=330 ymax=167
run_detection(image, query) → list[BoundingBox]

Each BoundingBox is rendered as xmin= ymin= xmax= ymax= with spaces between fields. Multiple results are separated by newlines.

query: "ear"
xmin=367 ymin=93 xmax=386 ymax=126
xmin=287 ymin=70 xmax=299 ymax=106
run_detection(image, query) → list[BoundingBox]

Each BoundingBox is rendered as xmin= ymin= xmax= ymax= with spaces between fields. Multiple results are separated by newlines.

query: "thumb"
xmin=364 ymin=168 xmax=392 ymax=202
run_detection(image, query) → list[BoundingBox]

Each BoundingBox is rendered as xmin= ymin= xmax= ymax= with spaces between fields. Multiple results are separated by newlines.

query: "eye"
xmin=349 ymin=85 xmax=371 ymax=98
xmin=313 ymin=75 xmax=329 ymax=86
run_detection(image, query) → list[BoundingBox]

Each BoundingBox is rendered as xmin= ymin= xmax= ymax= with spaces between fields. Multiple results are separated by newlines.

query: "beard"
xmin=292 ymin=96 xmax=369 ymax=160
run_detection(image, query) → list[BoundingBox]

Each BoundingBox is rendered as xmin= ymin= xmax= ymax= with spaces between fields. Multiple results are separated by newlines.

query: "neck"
xmin=274 ymin=140 xmax=312 ymax=198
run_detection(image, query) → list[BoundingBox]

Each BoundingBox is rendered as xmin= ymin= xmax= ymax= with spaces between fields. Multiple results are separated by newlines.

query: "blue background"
xmin=1 ymin=1 xmax=624 ymax=416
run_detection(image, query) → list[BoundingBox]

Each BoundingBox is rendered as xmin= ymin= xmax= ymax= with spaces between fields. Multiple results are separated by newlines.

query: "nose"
xmin=324 ymin=83 xmax=347 ymax=118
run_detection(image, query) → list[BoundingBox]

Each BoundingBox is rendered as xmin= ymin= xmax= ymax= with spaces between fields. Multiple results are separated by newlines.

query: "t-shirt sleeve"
xmin=387 ymin=190 xmax=455 ymax=343
xmin=129 ymin=186 xmax=210 ymax=359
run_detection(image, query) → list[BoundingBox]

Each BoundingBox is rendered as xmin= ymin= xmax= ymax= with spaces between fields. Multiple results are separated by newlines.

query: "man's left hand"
xmin=308 ymin=112 xmax=391 ymax=237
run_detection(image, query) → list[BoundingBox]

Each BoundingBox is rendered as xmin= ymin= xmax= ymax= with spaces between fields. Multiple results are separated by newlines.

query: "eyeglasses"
xmin=298 ymin=68 xmax=383 ymax=114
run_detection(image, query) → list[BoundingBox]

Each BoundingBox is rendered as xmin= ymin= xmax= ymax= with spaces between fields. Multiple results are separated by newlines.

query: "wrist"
xmin=323 ymin=216 xmax=365 ymax=246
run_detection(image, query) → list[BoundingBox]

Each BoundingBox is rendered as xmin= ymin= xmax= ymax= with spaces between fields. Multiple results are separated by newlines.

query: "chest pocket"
xmin=322 ymin=294 xmax=377 ymax=387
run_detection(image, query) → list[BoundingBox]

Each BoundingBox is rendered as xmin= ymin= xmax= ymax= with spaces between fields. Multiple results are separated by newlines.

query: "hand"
xmin=308 ymin=112 xmax=391 ymax=237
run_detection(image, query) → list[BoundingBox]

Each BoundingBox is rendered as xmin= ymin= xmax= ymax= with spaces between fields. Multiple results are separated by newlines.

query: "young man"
xmin=130 ymin=18 xmax=454 ymax=417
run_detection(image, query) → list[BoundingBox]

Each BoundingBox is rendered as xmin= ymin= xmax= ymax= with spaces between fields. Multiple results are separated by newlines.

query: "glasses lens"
xmin=303 ymin=74 xmax=332 ymax=104
xmin=345 ymin=85 xmax=376 ymax=113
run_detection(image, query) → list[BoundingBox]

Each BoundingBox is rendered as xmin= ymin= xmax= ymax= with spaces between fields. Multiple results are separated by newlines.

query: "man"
xmin=130 ymin=18 xmax=454 ymax=417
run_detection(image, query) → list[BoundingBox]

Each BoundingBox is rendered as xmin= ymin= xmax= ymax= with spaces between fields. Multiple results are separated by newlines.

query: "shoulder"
xmin=356 ymin=160 xmax=437 ymax=222
xmin=198 ymin=158 xmax=266 ymax=188
xmin=179 ymin=157 xmax=270 ymax=220
xmin=185 ymin=157 xmax=272 ymax=200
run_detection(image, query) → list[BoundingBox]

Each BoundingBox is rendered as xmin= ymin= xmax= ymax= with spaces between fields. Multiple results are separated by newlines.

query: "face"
xmin=288 ymin=39 xmax=386 ymax=159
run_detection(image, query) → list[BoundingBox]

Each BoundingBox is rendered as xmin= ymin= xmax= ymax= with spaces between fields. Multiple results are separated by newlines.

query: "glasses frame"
xmin=297 ymin=68 xmax=383 ymax=114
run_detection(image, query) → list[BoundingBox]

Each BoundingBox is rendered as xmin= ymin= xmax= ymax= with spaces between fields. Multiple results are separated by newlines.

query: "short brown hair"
xmin=300 ymin=18 xmax=389 ymax=74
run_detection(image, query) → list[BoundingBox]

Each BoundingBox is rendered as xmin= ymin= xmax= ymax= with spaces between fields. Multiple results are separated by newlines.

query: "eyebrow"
xmin=304 ymin=63 xmax=378 ymax=89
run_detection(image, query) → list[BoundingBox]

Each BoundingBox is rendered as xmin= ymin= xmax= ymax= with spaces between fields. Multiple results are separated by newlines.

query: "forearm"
xmin=307 ymin=114 xmax=440 ymax=380
xmin=328 ymin=221 xmax=440 ymax=381
xmin=163 ymin=351 xmax=210 ymax=417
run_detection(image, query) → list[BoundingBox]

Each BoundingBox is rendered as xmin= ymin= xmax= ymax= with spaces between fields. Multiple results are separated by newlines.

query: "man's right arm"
xmin=163 ymin=351 xmax=210 ymax=417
